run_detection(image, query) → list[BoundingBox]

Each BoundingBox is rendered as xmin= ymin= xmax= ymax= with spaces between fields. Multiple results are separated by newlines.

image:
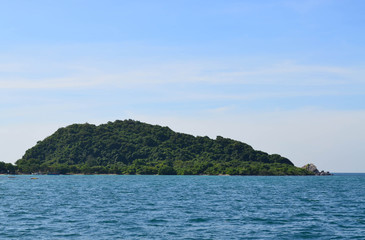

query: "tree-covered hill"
xmin=16 ymin=119 xmax=312 ymax=175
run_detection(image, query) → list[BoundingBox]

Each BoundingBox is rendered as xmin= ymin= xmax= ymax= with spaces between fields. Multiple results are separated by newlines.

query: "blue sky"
xmin=1 ymin=0 xmax=364 ymax=172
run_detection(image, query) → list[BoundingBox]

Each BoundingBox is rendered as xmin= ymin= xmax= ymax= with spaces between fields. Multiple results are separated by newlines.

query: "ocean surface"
xmin=0 ymin=175 xmax=364 ymax=239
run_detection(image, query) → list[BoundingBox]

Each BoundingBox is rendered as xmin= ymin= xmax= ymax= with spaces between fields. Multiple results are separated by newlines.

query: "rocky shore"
xmin=302 ymin=163 xmax=332 ymax=176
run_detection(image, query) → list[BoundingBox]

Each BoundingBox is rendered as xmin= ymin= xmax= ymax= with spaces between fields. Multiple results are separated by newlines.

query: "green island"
xmin=2 ymin=120 xmax=313 ymax=175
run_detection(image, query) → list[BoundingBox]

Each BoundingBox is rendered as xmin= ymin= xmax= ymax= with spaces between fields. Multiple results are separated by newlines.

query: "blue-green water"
xmin=1 ymin=175 xmax=364 ymax=239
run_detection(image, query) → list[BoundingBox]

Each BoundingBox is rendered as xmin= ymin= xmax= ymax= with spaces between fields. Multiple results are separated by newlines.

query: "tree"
xmin=15 ymin=119 xmax=312 ymax=175
xmin=158 ymin=165 xmax=177 ymax=175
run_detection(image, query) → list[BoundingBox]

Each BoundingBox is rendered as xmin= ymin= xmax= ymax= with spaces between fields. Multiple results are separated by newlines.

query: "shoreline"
xmin=1 ymin=173 xmax=337 ymax=176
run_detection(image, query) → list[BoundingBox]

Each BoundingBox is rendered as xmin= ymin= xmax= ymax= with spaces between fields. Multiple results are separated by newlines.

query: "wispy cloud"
xmin=1 ymin=0 xmax=364 ymax=173
xmin=0 ymin=57 xmax=363 ymax=90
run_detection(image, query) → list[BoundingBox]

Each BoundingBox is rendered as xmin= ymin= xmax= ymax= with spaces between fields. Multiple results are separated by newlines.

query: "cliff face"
xmin=16 ymin=119 xmax=312 ymax=175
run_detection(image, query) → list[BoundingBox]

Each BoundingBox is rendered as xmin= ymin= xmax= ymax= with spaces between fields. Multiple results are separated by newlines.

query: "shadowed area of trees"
xmin=14 ymin=120 xmax=312 ymax=175
xmin=0 ymin=161 xmax=16 ymax=174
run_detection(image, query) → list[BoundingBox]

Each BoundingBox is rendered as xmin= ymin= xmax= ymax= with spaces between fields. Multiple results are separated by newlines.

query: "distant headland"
xmin=2 ymin=119 xmax=326 ymax=176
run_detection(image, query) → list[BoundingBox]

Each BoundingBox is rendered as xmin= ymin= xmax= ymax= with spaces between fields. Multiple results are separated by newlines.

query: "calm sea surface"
xmin=0 ymin=175 xmax=364 ymax=239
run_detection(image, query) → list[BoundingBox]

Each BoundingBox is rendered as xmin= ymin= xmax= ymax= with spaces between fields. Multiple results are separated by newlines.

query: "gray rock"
xmin=302 ymin=163 xmax=320 ymax=174
xmin=319 ymin=171 xmax=332 ymax=176
xmin=302 ymin=163 xmax=332 ymax=175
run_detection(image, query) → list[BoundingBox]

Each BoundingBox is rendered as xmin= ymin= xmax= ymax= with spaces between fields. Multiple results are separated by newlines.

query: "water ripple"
xmin=0 ymin=175 xmax=364 ymax=239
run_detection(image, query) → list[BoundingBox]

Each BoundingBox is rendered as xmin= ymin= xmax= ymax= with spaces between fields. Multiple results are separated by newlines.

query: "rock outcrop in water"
xmin=302 ymin=163 xmax=331 ymax=176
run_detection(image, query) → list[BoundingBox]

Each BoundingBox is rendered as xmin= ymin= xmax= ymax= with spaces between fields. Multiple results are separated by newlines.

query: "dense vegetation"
xmin=15 ymin=120 xmax=312 ymax=175
xmin=0 ymin=161 xmax=16 ymax=174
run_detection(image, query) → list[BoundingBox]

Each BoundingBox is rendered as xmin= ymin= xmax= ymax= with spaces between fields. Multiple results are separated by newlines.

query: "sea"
xmin=0 ymin=174 xmax=364 ymax=239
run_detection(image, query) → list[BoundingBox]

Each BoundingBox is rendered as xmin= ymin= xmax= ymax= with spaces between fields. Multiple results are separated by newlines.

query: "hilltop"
xmin=16 ymin=120 xmax=312 ymax=175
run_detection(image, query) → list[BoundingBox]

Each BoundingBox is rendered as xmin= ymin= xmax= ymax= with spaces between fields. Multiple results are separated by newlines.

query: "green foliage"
xmin=15 ymin=119 xmax=313 ymax=175
xmin=158 ymin=165 xmax=177 ymax=175
xmin=0 ymin=161 xmax=16 ymax=174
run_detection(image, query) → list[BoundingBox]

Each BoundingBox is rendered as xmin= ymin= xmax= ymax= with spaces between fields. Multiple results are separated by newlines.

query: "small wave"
xmin=188 ymin=218 xmax=210 ymax=223
xmin=149 ymin=218 xmax=168 ymax=223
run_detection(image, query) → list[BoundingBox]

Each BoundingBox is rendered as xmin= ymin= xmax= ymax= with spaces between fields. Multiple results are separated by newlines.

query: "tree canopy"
xmin=0 ymin=161 xmax=16 ymax=174
xmin=15 ymin=119 xmax=312 ymax=175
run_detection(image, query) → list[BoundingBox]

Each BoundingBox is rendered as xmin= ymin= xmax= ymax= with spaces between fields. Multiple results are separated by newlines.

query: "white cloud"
xmin=1 ymin=53 xmax=364 ymax=90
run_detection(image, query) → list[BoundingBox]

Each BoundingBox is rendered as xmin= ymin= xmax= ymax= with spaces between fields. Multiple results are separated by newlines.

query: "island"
xmin=12 ymin=119 xmax=314 ymax=175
